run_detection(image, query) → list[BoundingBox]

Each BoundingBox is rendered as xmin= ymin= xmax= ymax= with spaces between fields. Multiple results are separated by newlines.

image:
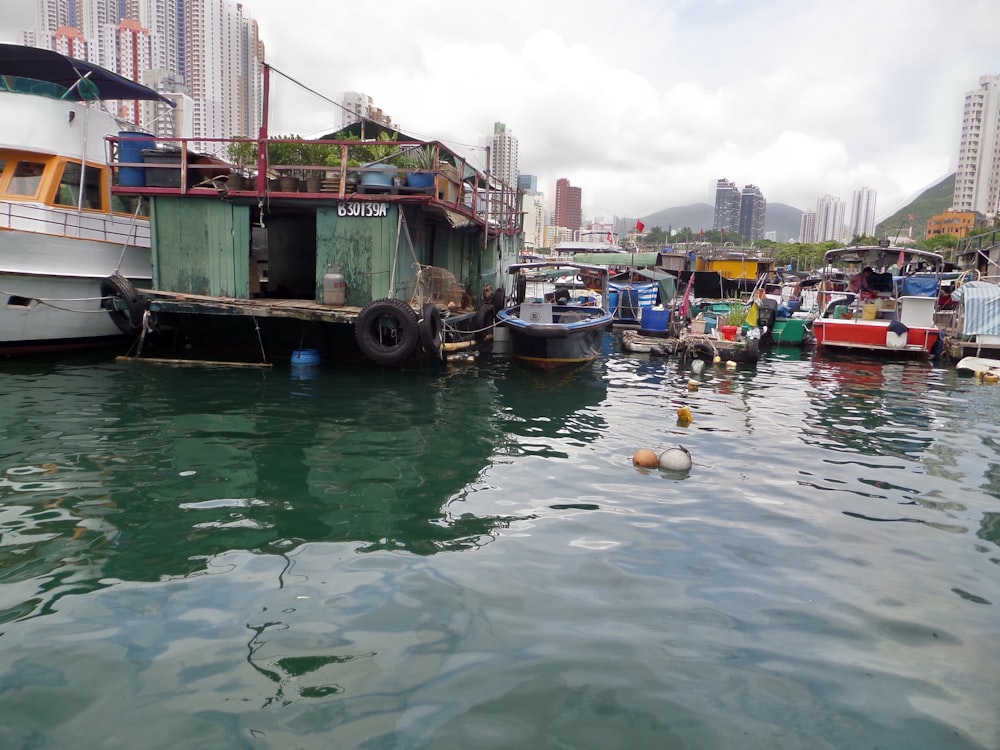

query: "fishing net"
xmin=413 ymin=264 xmax=466 ymax=308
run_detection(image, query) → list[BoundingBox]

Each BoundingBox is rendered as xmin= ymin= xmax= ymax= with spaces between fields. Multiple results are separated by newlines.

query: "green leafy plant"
xmin=725 ymin=304 xmax=748 ymax=327
xmin=399 ymin=144 xmax=436 ymax=171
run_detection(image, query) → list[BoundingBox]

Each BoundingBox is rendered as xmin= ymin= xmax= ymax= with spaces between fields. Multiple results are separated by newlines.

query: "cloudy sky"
xmin=3 ymin=0 xmax=998 ymax=223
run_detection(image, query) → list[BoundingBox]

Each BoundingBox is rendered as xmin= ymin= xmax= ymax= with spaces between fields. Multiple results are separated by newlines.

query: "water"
xmin=0 ymin=342 xmax=998 ymax=749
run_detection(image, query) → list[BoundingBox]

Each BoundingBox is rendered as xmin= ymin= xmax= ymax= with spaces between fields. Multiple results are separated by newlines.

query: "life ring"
xmin=473 ymin=304 xmax=494 ymax=342
xmin=100 ymin=273 xmax=143 ymax=335
xmin=354 ymin=298 xmax=419 ymax=365
xmin=418 ymin=302 xmax=443 ymax=359
xmin=554 ymin=286 xmax=571 ymax=305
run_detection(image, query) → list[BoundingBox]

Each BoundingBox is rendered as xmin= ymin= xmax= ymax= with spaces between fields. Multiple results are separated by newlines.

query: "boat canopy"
xmin=0 ymin=43 xmax=174 ymax=105
xmin=823 ymin=244 xmax=944 ymax=270
xmin=952 ymin=280 xmax=1000 ymax=336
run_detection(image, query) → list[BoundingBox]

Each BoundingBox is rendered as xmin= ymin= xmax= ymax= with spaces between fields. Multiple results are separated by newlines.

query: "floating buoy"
xmin=984 ymin=371 xmax=999 ymax=384
xmin=676 ymin=406 xmax=693 ymax=424
xmin=690 ymin=359 xmax=705 ymax=375
xmin=291 ymin=348 xmax=320 ymax=367
xmin=713 ymin=355 xmax=722 ymax=364
xmin=725 ymin=360 xmax=737 ymax=370
xmin=633 ymin=448 xmax=659 ymax=468
xmin=658 ymin=445 xmax=692 ymax=473
xmin=687 ymin=379 xmax=699 ymax=391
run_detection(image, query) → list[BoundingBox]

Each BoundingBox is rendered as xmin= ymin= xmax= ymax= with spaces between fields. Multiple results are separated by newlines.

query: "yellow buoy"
xmin=687 ymin=379 xmax=699 ymax=391
xmin=632 ymin=448 xmax=659 ymax=468
xmin=725 ymin=360 xmax=737 ymax=370
xmin=677 ymin=406 xmax=693 ymax=424
xmin=984 ymin=371 xmax=999 ymax=384
xmin=713 ymin=355 xmax=722 ymax=364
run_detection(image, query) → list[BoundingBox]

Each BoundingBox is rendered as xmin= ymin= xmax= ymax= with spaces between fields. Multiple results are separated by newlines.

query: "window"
xmin=7 ymin=160 xmax=45 ymax=196
xmin=54 ymin=162 xmax=103 ymax=210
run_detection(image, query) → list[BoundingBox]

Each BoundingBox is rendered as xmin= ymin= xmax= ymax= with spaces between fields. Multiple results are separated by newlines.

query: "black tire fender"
xmin=492 ymin=286 xmax=506 ymax=315
xmin=354 ymin=298 xmax=420 ymax=365
xmin=514 ymin=275 xmax=527 ymax=304
xmin=418 ymin=302 xmax=443 ymax=358
xmin=100 ymin=273 xmax=143 ymax=335
xmin=473 ymin=304 xmax=494 ymax=342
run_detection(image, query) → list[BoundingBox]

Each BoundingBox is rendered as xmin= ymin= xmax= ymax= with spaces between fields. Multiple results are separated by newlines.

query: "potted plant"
xmin=401 ymin=145 xmax=437 ymax=188
xmin=226 ymin=138 xmax=258 ymax=189
xmin=721 ymin=303 xmax=747 ymax=341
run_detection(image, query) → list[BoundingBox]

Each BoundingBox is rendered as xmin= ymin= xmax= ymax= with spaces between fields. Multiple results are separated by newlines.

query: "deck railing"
xmin=108 ymin=134 xmax=523 ymax=236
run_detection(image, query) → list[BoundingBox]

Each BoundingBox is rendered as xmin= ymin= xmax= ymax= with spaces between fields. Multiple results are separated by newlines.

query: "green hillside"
xmin=875 ymin=174 xmax=955 ymax=240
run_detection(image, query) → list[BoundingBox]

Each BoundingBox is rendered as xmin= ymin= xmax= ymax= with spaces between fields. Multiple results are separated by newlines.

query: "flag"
xmin=679 ymin=272 xmax=695 ymax=318
xmin=897 ymin=249 xmax=905 ymax=269
xmin=607 ymin=232 xmax=613 ymax=243
xmin=745 ymin=301 xmax=759 ymax=327
xmin=635 ymin=220 xmax=645 ymax=233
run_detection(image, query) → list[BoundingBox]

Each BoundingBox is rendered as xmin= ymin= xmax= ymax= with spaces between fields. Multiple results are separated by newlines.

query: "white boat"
xmin=0 ymin=44 xmax=172 ymax=353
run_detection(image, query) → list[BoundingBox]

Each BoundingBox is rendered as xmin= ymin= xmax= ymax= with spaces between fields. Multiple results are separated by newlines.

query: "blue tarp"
xmin=898 ymin=276 xmax=939 ymax=297
xmin=952 ymin=280 xmax=1000 ymax=336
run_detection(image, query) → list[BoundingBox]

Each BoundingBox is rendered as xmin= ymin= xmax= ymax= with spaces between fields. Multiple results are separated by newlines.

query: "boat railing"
xmin=107 ymin=134 xmax=523 ymax=237
xmin=0 ymin=199 xmax=150 ymax=245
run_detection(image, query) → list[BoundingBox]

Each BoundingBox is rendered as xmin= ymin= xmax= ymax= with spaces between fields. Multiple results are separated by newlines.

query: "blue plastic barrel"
xmin=640 ymin=308 xmax=670 ymax=333
xmin=291 ymin=348 xmax=321 ymax=366
xmin=607 ymin=288 xmax=619 ymax=314
xmin=118 ymin=131 xmax=154 ymax=187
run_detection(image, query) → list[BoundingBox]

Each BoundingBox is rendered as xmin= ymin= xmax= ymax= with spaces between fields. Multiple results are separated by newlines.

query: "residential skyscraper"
xmin=799 ymin=211 xmax=817 ymax=244
xmin=19 ymin=0 xmax=264 ymax=152
xmin=713 ymin=178 xmax=741 ymax=234
xmin=849 ymin=187 xmax=878 ymax=239
xmin=953 ymin=74 xmax=1000 ymax=217
xmin=738 ymin=184 xmax=766 ymax=241
xmin=554 ymin=178 xmax=581 ymax=232
xmin=815 ymin=195 xmax=846 ymax=242
xmin=490 ymin=122 xmax=519 ymax=189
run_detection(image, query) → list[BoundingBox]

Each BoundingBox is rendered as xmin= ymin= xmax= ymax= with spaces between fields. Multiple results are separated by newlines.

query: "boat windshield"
xmin=0 ymin=75 xmax=73 ymax=99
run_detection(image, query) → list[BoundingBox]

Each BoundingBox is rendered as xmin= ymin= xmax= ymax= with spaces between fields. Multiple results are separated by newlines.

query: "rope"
xmin=250 ymin=315 xmax=269 ymax=365
xmin=0 ymin=290 xmax=110 ymax=314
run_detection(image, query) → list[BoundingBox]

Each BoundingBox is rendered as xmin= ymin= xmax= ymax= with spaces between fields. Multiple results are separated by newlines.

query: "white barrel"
xmin=323 ymin=266 xmax=346 ymax=306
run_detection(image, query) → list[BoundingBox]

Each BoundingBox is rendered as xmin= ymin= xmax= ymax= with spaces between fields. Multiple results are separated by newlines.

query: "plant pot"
xmin=305 ymin=176 xmax=322 ymax=193
xmin=720 ymin=325 xmax=738 ymax=341
xmin=359 ymin=163 xmax=397 ymax=187
xmin=278 ymin=175 xmax=299 ymax=192
xmin=406 ymin=171 xmax=435 ymax=189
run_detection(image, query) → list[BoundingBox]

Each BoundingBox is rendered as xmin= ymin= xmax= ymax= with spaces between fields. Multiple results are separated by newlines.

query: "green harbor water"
xmin=0 ymin=340 xmax=998 ymax=749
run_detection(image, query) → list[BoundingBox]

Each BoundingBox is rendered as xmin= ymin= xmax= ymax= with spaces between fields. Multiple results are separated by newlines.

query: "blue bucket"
xmin=291 ymin=348 xmax=321 ymax=367
xmin=118 ymin=131 xmax=154 ymax=187
xmin=640 ymin=308 xmax=670 ymax=333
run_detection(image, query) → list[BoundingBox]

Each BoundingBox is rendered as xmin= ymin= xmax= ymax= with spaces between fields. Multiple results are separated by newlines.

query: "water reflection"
xmin=0 ymin=359 xmax=515 ymax=620
xmin=803 ymin=355 xmax=936 ymax=458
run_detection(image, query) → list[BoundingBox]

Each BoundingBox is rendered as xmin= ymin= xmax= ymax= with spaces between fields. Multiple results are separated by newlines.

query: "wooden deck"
xmin=140 ymin=289 xmax=363 ymax=324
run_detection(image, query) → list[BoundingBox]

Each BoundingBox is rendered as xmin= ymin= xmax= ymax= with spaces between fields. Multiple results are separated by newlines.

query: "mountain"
xmin=638 ymin=202 xmax=803 ymax=243
xmin=874 ymin=174 xmax=955 ymax=240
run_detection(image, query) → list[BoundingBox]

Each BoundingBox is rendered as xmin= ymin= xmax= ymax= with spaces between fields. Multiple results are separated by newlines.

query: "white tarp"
xmin=952 ymin=280 xmax=1000 ymax=336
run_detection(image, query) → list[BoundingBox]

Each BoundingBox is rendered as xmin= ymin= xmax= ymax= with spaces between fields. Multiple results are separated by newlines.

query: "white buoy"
xmin=658 ymin=445 xmax=692 ymax=473
xmin=690 ymin=359 xmax=705 ymax=375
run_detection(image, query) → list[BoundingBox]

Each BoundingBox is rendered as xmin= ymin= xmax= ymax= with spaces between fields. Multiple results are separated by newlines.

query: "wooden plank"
xmin=116 ymin=356 xmax=272 ymax=368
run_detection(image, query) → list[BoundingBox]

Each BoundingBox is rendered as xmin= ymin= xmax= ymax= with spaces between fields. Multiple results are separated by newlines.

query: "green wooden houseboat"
xmin=106 ymin=80 xmax=521 ymax=367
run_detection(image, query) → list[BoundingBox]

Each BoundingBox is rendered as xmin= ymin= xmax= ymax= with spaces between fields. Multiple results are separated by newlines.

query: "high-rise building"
xmin=799 ymin=211 xmax=816 ymax=244
xmin=849 ymin=187 xmax=878 ymax=239
xmin=18 ymin=0 xmax=264 ymax=151
xmin=713 ymin=178 xmax=741 ymax=235
xmin=953 ymin=74 xmax=1000 ymax=217
xmin=521 ymin=193 xmax=545 ymax=250
xmin=490 ymin=122 xmax=518 ymax=189
xmin=518 ymin=174 xmax=537 ymax=193
xmin=815 ymin=195 xmax=846 ymax=242
xmin=738 ymin=184 xmax=766 ymax=241
xmin=554 ymin=178 xmax=581 ymax=231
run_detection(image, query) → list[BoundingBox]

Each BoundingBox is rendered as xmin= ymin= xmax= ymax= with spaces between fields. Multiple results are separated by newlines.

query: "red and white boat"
xmin=811 ymin=244 xmax=946 ymax=358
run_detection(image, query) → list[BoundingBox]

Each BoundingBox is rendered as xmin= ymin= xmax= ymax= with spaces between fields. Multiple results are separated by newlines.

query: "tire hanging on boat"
xmin=473 ymin=304 xmax=494 ymax=342
xmin=514 ymin=275 xmax=527 ymax=305
xmin=100 ymin=273 xmax=143 ymax=335
xmin=418 ymin=302 xmax=443 ymax=359
xmin=492 ymin=286 xmax=506 ymax=317
xmin=554 ymin=286 xmax=571 ymax=305
xmin=354 ymin=298 xmax=420 ymax=365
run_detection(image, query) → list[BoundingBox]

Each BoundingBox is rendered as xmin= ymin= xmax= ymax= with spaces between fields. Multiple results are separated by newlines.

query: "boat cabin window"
xmin=7 ymin=160 xmax=45 ymax=197
xmin=54 ymin=162 xmax=104 ymax=210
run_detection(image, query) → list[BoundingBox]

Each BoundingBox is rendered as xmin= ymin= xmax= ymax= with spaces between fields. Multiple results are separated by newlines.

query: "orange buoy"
xmin=677 ymin=406 xmax=693 ymax=424
xmin=632 ymin=448 xmax=659 ymax=468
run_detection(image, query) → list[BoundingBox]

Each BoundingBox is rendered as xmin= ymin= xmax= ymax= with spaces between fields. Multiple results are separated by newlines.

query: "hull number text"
xmin=338 ymin=202 xmax=388 ymax=217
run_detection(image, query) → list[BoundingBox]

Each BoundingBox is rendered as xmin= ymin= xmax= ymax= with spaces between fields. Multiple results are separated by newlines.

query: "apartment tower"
xmin=953 ymin=74 xmax=1000 ymax=217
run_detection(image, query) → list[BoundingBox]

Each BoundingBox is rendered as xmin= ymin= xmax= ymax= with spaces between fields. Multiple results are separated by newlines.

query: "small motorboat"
xmin=498 ymin=261 xmax=613 ymax=370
